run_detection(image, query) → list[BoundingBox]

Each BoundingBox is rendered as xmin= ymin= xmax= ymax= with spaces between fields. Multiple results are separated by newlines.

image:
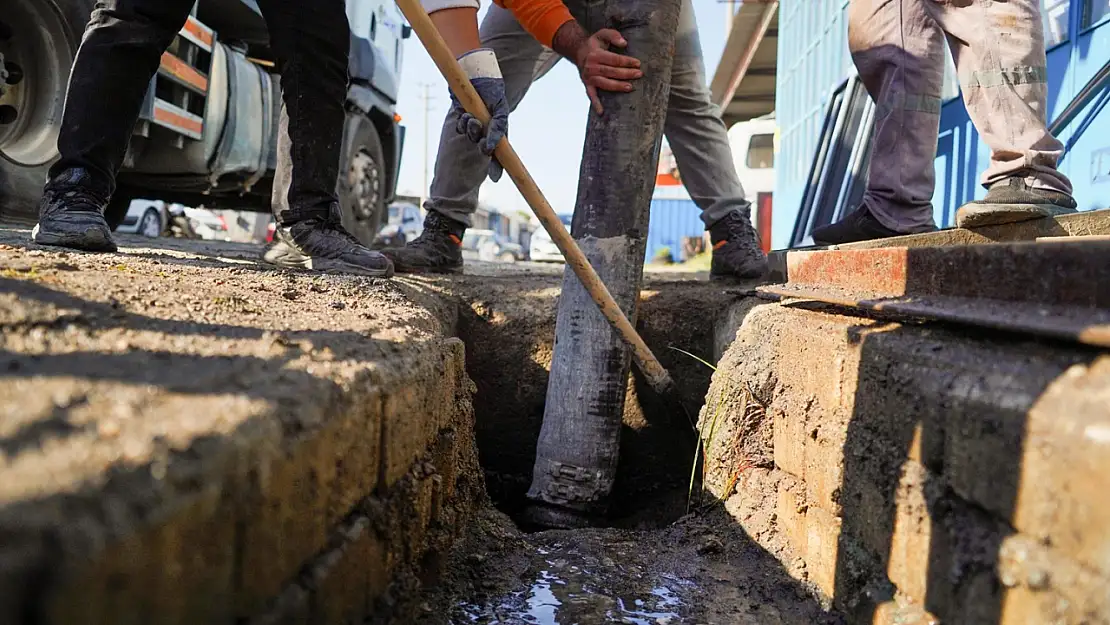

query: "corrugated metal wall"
xmin=645 ymin=198 xmax=704 ymax=263
xmin=773 ymin=0 xmax=855 ymax=250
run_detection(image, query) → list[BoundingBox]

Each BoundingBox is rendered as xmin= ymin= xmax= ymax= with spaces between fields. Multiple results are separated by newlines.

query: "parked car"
xmin=374 ymin=201 xmax=423 ymax=248
xmin=528 ymin=214 xmax=572 ymax=262
xmin=164 ymin=205 xmax=230 ymax=241
xmin=114 ymin=199 xmax=168 ymax=238
xmin=462 ymin=229 xmax=525 ymax=263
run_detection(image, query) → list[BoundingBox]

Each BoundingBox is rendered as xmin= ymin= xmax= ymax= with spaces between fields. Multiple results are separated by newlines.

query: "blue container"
xmin=774 ymin=0 xmax=1110 ymax=247
xmin=645 ymin=198 xmax=704 ymax=263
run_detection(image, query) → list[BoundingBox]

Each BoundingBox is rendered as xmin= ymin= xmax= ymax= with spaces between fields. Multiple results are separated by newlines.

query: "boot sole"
xmin=31 ymin=224 xmax=118 ymax=253
xmin=392 ymin=264 xmax=463 ymax=275
xmin=263 ymin=253 xmax=395 ymax=278
xmin=956 ymin=203 xmax=1078 ymax=229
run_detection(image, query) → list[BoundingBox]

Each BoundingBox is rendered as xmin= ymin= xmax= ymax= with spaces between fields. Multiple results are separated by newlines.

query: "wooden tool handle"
xmin=395 ymin=0 xmax=674 ymax=391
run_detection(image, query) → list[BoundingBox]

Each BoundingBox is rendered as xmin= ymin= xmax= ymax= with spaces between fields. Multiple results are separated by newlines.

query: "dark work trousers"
xmin=47 ymin=0 xmax=351 ymax=225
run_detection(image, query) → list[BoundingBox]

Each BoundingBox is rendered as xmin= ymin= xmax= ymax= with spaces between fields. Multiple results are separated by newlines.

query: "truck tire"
xmin=0 ymin=0 xmax=94 ymax=222
xmin=337 ymin=111 xmax=387 ymax=246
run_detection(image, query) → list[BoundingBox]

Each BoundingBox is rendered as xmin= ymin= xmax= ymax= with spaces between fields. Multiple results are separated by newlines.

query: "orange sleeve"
xmin=493 ymin=0 xmax=575 ymax=48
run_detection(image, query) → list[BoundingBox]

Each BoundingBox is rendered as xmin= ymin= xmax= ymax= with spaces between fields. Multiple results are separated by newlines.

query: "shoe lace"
xmin=410 ymin=213 xmax=459 ymax=249
xmin=45 ymin=186 xmax=105 ymax=214
xmin=311 ymin=210 xmax=365 ymax=247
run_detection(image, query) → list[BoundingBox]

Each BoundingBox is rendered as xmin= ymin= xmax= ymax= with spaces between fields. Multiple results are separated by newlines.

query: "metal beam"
xmin=715 ymin=1 xmax=778 ymax=110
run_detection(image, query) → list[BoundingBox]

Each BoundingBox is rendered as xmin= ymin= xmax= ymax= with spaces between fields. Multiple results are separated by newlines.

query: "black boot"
xmin=380 ymin=211 xmax=466 ymax=274
xmin=31 ymin=169 xmax=117 ymax=253
xmin=262 ymin=205 xmax=393 ymax=277
xmin=956 ymin=177 xmax=1078 ymax=229
xmin=810 ymin=204 xmax=915 ymax=246
xmin=708 ymin=211 xmax=768 ymax=281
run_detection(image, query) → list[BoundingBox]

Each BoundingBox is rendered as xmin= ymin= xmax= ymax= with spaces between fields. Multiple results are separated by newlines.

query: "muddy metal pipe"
xmin=524 ymin=0 xmax=682 ymax=528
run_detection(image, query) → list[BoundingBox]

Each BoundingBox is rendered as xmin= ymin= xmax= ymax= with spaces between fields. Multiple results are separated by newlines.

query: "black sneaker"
xmin=262 ymin=209 xmax=394 ymax=277
xmin=708 ymin=211 xmax=768 ymax=281
xmin=380 ymin=211 xmax=465 ymax=274
xmin=810 ymin=204 xmax=917 ymax=246
xmin=956 ymin=177 xmax=1078 ymax=229
xmin=31 ymin=169 xmax=117 ymax=252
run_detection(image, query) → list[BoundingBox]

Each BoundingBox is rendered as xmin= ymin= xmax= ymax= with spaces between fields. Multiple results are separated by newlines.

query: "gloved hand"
xmin=452 ymin=48 xmax=509 ymax=182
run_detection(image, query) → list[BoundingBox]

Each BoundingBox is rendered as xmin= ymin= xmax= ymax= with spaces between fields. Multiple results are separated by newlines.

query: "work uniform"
xmin=851 ymin=0 xmax=1074 ymax=233
xmin=425 ymin=0 xmax=751 ymax=230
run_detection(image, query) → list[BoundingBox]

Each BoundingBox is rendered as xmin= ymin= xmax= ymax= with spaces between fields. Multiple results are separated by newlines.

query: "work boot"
xmin=708 ymin=211 xmax=768 ymax=281
xmin=31 ymin=168 xmax=117 ymax=252
xmin=380 ymin=211 xmax=465 ymax=274
xmin=810 ymin=204 xmax=922 ymax=246
xmin=262 ymin=208 xmax=394 ymax=277
xmin=956 ymin=177 xmax=1078 ymax=229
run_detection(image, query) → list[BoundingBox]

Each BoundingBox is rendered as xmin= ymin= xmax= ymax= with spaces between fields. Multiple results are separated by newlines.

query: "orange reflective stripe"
xmin=449 ymin=234 xmax=462 ymax=246
xmin=713 ymin=239 xmax=728 ymax=250
xmin=160 ymin=52 xmax=209 ymax=92
xmin=182 ymin=17 xmax=214 ymax=49
xmin=153 ymin=104 xmax=203 ymax=135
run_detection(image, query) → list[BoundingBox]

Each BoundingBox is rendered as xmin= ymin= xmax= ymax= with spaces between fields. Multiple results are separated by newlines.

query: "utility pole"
xmin=524 ymin=0 xmax=682 ymax=529
xmin=417 ymin=82 xmax=437 ymax=205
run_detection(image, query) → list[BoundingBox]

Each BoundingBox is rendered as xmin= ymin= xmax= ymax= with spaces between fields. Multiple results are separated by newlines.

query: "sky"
xmin=391 ymin=1 xmax=731 ymax=218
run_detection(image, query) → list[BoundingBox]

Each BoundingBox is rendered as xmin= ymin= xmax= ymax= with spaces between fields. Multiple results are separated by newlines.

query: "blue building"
xmin=711 ymin=0 xmax=1110 ymax=250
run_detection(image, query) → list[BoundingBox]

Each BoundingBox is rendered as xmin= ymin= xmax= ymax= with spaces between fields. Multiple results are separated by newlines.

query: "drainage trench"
xmin=453 ymin=276 xmax=725 ymax=529
xmin=413 ymin=278 xmax=844 ymax=625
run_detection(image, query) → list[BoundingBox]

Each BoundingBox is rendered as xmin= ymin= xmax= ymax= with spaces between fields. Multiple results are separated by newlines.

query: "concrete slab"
xmin=768 ymin=208 xmax=1110 ymax=282
xmin=702 ymin=299 xmax=1110 ymax=624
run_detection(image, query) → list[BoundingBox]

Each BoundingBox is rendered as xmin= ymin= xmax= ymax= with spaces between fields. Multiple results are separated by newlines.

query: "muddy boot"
xmin=956 ymin=177 xmax=1078 ymax=229
xmin=31 ymin=169 xmax=117 ymax=253
xmin=262 ymin=207 xmax=394 ymax=277
xmin=380 ymin=211 xmax=465 ymax=274
xmin=810 ymin=204 xmax=925 ymax=246
xmin=708 ymin=211 xmax=768 ymax=281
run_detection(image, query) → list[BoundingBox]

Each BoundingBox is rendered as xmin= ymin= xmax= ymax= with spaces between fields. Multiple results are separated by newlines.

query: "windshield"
xmin=387 ymin=205 xmax=400 ymax=221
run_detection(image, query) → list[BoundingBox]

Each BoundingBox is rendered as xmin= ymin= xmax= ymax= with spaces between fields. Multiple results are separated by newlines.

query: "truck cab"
xmin=0 ymin=0 xmax=408 ymax=245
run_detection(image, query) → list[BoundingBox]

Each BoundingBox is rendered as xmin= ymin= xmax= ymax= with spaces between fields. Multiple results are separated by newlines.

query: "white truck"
xmin=727 ymin=113 xmax=776 ymax=254
xmin=0 ymin=0 xmax=408 ymax=245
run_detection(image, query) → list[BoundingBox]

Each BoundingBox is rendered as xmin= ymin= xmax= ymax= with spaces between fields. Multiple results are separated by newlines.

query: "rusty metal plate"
xmin=758 ymin=283 xmax=1110 ymax=349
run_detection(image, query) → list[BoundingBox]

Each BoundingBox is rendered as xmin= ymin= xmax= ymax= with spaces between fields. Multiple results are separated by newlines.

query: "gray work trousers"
xmin=850 ymin=0 xmax=1074 ymax=232
xmin=425 ymin=0 xmax=747 ymax=229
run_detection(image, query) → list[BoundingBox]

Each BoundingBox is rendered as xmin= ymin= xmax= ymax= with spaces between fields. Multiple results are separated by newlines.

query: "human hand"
xmin=452 ymin=48 xmax=509 ymax=182
xmin=561 ymin=26 xmax=643 ymax=115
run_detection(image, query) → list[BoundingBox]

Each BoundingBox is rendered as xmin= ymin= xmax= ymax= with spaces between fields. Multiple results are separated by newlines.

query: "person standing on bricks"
xmin=31 ymin=0 xmax=508 ymax=278
xmin=377 ymin=0 xmax=770 ymax=281
xmin=812 ymin=0 xmax=1078 ymax=246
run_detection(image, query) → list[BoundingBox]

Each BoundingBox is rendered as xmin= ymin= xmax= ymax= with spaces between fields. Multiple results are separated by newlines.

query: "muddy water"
xmin=417 ymin=510 xmax=845 ymax=625
xmin=458 ymin=540 xmax=689 ymax=624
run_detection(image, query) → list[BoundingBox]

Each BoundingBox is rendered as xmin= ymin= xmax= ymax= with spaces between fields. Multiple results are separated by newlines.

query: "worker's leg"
xmin=924 ymin=0 xmax=1077 ymax=228
xmin=663 ymin=0 xmax=748 ymax=228
xmin=385 ymin=4 xmax=556 ymax=273
xmin=32 ymin=0 xmax=195 ymax=252
xmin=813 ymin=0 xmax=945 ymax=245
xmin=661 ymin=0 xmax=766 ymax=279
xmin=256 ymin=0 xmax=392 ymax=276
xmin=423 ymin=5 xmax=555 ymax=228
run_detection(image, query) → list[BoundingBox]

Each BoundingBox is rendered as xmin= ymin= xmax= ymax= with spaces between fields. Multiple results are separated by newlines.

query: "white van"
xmin=727 ymin=114 xmax=777 ymax=252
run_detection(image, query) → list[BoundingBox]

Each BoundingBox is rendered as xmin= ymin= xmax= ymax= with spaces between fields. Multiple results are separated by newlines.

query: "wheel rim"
xmin=140 ymin=211 xmax=161 ymax=237
xmin=347 ymin=149 xmax=381 ymax=221
xmin=0 ymin=0 xmax=73 ymax=167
